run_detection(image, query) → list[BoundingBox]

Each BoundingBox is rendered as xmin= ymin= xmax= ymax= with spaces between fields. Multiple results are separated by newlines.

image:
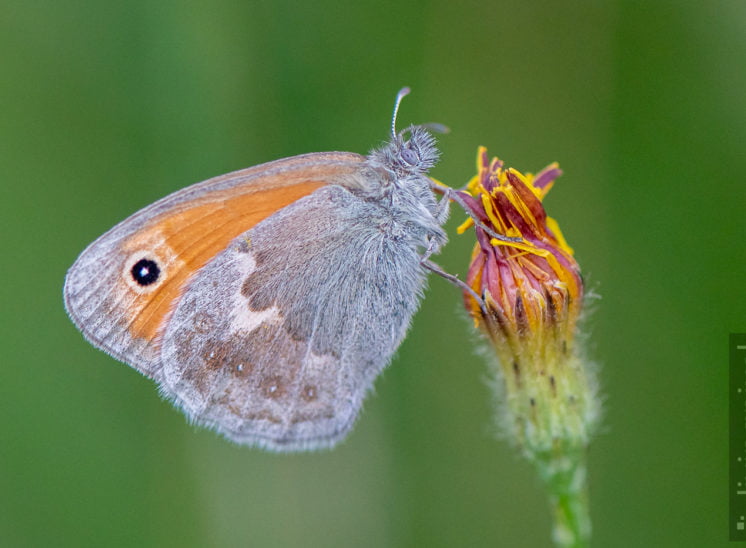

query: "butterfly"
xmin=64 ymin=88 xmax=471 ymax=451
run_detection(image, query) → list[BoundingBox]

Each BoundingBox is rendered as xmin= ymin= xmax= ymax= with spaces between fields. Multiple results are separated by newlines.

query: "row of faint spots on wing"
xmin=189 ymin=308 xmax=325 ymax=414
xmin=168 ymin=291 xmax=339 ymax=430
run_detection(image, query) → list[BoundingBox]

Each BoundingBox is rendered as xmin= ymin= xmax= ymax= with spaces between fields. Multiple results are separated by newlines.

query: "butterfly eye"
xmin=401 ymin=146 xmax=419 ymax=166
xmin=130 ymin=258 xmax=161 ymax=286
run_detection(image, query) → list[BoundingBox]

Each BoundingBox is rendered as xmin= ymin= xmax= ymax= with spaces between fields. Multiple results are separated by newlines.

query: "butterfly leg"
xmin=421 ymin=259 xmax=485 ymax=312
xmin=433 ymin=188 xmax=451 ymax=224
xmin=420 ymin=237 xmax=486 ymax=311
xmin=430 ymin=181 xmax=521 ymax=244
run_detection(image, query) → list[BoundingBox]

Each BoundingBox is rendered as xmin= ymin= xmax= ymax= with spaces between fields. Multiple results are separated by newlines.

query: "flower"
xmin=457 ymin=146 xmax=598 ymax=456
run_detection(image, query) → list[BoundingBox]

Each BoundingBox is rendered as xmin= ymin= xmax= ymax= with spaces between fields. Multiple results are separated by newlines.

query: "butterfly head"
xmin=368 ymin=87 xmax=444 ymax=178
xmin=371 ymin=125 xmax=439 ymax=176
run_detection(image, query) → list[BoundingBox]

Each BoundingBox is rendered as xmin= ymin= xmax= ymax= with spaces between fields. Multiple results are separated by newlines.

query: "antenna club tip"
xmin=397 ymin=87 xmax=411 ymax=99
xmin=391 ymin=87 xmax=412 ymax=138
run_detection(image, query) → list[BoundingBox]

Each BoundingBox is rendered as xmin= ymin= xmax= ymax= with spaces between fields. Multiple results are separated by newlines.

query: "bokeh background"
xmin=2 ymin=2 xmax=743 ymax=547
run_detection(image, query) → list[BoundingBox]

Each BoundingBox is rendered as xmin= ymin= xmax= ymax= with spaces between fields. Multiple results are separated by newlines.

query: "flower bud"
xmin=458 ymin=146 xmax=599 ymax=456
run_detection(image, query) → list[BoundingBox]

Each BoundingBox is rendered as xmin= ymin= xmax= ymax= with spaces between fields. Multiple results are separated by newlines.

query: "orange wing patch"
xmin=119 ymin=173 xmax=336 ymax=342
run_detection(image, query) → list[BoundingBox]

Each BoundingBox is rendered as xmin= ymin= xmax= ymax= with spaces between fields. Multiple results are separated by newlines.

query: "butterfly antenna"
xmin=391 ymin=87 xmax=411 ymax=139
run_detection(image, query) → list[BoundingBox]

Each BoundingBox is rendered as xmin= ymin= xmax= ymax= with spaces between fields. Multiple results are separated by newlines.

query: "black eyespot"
xmin=401 ymin=147 xmax=419 ymax=166
xmin=130 ymin=258 xmax=160 ymax=286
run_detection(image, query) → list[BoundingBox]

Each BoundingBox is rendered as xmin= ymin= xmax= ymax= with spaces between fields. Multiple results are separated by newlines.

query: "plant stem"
xmin=533 ymin=446 xmax=591 ymax=547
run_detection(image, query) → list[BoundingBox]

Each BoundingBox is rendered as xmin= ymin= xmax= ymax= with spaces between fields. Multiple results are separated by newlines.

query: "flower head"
xmin=458 ymin=147 xmax=582 ymax=352
xmin=458 ymin=146 xmax=598 ymax=453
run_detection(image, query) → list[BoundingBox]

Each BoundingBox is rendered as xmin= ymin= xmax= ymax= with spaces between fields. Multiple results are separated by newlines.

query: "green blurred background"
xmin=2 ymin=1 xmax=743 ymax=546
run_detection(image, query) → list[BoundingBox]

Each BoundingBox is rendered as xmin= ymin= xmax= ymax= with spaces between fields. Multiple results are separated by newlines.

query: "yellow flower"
xmin=458 ymin=146 xmax=598 ymax=454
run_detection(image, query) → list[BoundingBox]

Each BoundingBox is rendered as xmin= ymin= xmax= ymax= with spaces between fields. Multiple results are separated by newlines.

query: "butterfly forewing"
xmin=64 ymin=153 xmax=365 ymax=379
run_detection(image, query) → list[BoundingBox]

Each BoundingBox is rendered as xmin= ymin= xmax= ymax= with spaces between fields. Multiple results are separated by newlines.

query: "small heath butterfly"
xmin=64 ymin=88 xmax=455 ymax=451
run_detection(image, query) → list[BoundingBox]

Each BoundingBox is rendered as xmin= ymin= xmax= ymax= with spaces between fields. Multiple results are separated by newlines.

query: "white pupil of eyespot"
xmin=139 ymin=267 xmax=150 ymax=277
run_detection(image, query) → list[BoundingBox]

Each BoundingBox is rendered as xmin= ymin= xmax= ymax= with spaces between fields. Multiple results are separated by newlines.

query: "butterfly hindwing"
xmin=158 ymin=184 xmax=429 ymax=451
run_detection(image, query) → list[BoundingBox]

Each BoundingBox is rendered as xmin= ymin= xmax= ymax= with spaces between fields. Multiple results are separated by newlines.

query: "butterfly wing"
xmin=64 ymin=152 xmax=365 ymax=379
xmin=157 ymin=182 xmax=429 ymax=451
